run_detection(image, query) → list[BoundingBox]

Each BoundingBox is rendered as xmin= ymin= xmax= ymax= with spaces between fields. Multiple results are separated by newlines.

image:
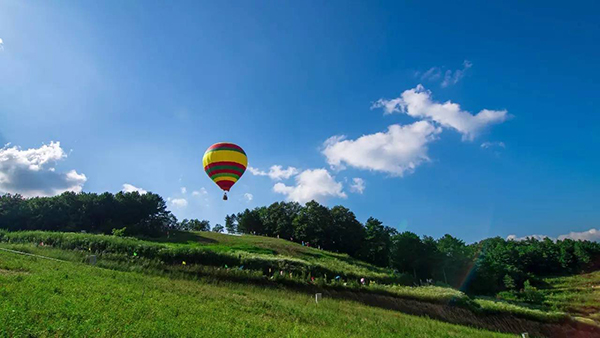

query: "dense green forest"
xmin=1 ymin=192 xmax=599 ymax=295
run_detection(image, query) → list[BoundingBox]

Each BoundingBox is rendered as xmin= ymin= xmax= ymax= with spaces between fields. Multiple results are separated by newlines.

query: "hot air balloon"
xmin=203 ymin=142 xmax=247 ymax=200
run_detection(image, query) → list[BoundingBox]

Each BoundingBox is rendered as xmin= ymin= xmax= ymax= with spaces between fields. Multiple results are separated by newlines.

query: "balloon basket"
xmin=223 ymin=192 xmax=228 ymax=201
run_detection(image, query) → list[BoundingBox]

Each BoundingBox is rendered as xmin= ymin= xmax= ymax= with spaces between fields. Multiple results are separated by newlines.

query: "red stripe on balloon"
xmin=217 ymin=180 xmax=235 ymax=191
xmin=208 ymin=143 xmax=245 ymax=153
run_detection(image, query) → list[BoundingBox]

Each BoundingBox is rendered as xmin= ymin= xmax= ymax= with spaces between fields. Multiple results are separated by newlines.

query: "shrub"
xmin=112 ymin=227 xmax=127 ymax=237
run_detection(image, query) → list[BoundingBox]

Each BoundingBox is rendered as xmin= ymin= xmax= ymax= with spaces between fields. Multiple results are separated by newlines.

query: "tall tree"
xmin=292 ymin=201 xmax=332 ymax=248
xmin=329 ymin=205 xmax=365 ymax=255
xmin=360 ymin=217 xmax=396 ymax=267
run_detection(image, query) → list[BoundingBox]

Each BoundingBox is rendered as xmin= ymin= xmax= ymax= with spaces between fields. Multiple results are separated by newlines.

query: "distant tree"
xmin=390 ymin=231 xmax=423 ymax=278
xmin=261 ymin=202 xmax=301 ymax=239
xmin=236 ymin=209 xmax=264 ymax=234
xmin=360 ymin=217 xmax=396 ymax=267
xmin=292 ymin=201 xmax=332 ymax=248
xmin=329 ymin=205 xmax=365 ymax=255
xmin=436 ymin=234 xmax=470 ymax=287
xmin=0 ymin=191 xmax=174 ymax=237
xmin=178 ymin=219 xmax=210 ymax=232
xmin=225 ymin=214 xmax=237 ymax=234
xmin=212 ymin=224 xmax=224 ymax=233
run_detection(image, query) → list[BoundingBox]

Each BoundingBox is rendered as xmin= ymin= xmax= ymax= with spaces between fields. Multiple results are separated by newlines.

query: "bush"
xmin=112 ymin=227 xmax=127 ymax=237
xmin=522 ymin=280 xmax=545 ymax=304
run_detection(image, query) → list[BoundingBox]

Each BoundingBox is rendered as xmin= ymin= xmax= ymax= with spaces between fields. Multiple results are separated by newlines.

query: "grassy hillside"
xmin=1 ymin=230 xmax=599 ymax=337
xmin=0 ymin=230 xmax=399 ymax=283
xmin=541 ymin=271 xmax=600 ymax=323
xmin=0 ymin=249 xmax=511 ymax=338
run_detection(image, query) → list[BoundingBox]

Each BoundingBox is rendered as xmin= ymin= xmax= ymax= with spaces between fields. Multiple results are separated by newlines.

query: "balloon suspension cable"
xmin=223 ymin=192 xmax=228 ymax=201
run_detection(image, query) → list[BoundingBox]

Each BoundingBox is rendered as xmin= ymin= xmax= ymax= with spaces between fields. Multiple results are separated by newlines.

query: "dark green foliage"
xmin=212 ymin=224 xmax=224 ymax=233
xmin=111 ymin=227 xmax=127 ymax=237
xmin=225 ymin=214 xmax=237 ymax=234
xmin=292 ymin=201 xmax=332 ymax=248
xmin=0 ymin=192 xmax=175 ymax=236
xmin=361 ymin=217 xmax=396 ymax=267
xmin=178 ymin=219 xmax=210 ymax=231
xmin=328 ymin=206 xmax=365 ymax=256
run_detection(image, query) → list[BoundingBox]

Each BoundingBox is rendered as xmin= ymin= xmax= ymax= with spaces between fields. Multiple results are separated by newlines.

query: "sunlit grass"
xmin=541 ymin=271 xmax=600 ymax=323
xmin=0 ymin=250 xmax=513 ymax=338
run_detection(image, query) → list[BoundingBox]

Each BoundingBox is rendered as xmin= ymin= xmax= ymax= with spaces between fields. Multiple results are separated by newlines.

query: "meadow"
xmin=539 ymin=271 xmax=600 ymax=323
xmin=0 ymin=249 xmax=512 ymax=338
xmin=2 ymin=230 xmax=599 ymax=337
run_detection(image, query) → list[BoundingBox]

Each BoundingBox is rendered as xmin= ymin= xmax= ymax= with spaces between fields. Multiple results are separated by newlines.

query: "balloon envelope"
xmin=203 ymin=142 xmax=247 ymax=192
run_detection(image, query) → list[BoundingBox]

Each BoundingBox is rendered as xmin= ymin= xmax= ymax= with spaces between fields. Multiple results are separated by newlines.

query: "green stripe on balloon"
xmin=205 ymin=165 xmax=246 ymax=174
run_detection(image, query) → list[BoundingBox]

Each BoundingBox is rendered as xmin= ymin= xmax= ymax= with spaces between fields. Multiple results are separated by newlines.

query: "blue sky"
xmin=1 ymin=1 xmax=598 ymax=243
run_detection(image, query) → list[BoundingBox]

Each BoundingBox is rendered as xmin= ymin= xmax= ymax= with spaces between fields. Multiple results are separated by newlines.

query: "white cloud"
xmin=243 ymin=193 xmax=253 ymax=201
xmin=248 ymin=166 xmax=266 ymax=176
xmin=481 ymin=141 xmax=506 ymax=149
xmin=349 ymin=178 xmax=365 ymax=194
xmin=322 ymin=121 xmax=441 ymax=176
xmin=122 ymin=183 xmax=147 ymax=195
xmin=441 ymin=60 xmax=472 ymax=87
xmin=0 ymin=142 xmax=87 ymax=197
xmin=169 ymin=198 xmax=188 ymax=208
xmin=0 ymin=38 xmax=4 ymax=51
xmin=506 ymin=234 xmax=549 ymax=241
xmin=249 ymin=165 xmax=298 ymax=180
xmin=416 ymin=60 xmax=472 ymax=87
xmin=273 ymin=168 xmax=346 ymax=203
xmin=558 ymin=229 xmax=600 ymax=242
xmin=372 ymin=85 xmax=509 ymax=140
xmin=420 ymin=67 xmax=442 ymax=81
xmin=192 ymin=187 xmax=208 ymax=196
xmin=181 ymin=187 xmax=187 ymax=194
xmin=507 ymin=228 xmax=600 ymax=242
xmin=268 ymin=165 xmax=299 ymax=180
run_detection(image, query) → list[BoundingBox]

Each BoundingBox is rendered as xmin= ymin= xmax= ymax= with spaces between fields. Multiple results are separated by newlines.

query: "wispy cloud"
xmin=441 ymin=60 xmax=472 ymax=87
xmin=481 ymin=141 xmax=506 ymax=149
xmin=349 ymin=178 xmax=365 ymax=194
xmin=415 ymin=60 xmax=472 ymax=87
xmin=248 ymin=165 xmax=298 ymax=180
xmin=180 ymin=187 xmax=187 ymax=194
xmin=192 ymin=187 xmax=208 ymax=196
xmin=507 ymin=228 xmax=600 ymax=242
xmin=243 ymin=193 xmax=253 ymax=202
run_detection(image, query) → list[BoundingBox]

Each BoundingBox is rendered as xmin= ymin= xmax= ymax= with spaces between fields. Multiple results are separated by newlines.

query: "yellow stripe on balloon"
xmin=202 ymin=150 xmax=248 ymax=168
xmin=212 ymin=176 xmax=239 ymax=183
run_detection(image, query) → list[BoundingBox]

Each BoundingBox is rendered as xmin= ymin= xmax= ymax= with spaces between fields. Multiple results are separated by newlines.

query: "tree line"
xmin=227 ymin=201 xmax=600 ymax=294
xmin=0 ymin=192 xmax=177 ymax=236
xmin=2 ymin=193 xmax=599 ymax=295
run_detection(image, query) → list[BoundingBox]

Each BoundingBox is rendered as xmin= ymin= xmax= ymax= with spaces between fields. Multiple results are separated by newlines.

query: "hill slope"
xmin=541 ymin=271 xmax=600 ymax=323
xmin=0 ymin=249 xmax=510 ymax=338
xmin=1 ymin=230 xmax=599 ymax=337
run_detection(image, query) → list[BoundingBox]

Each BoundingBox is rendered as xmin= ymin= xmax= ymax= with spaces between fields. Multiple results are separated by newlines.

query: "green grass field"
xmin=2 ymin=230 xmax=599 ymax=337
xmin=541 ymin=271 xmax=600 ymax=323
xmin=0 ymin=249 xmax=512 ymax=338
